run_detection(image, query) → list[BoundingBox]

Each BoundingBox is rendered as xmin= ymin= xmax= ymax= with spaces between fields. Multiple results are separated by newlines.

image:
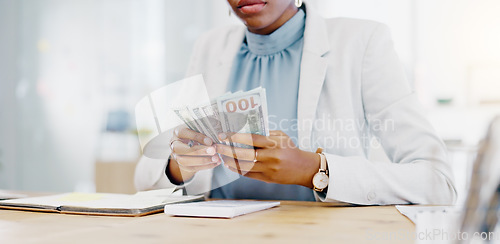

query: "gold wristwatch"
xmin=312 ymin=147 xmax=329 ymax=192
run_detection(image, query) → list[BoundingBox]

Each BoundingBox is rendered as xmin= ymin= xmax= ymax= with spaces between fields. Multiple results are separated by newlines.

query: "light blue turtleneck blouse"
xmin=210 ymin=9 xmax=315 ymax=201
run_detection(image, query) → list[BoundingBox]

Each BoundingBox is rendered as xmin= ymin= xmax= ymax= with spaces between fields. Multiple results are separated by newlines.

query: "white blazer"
xmin=135 ymin=4 xmax=457 ymax=205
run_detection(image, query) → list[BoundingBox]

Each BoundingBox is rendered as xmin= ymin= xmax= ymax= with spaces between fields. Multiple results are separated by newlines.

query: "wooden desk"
xmin=0 ymin=201 xmax=415 ymax=244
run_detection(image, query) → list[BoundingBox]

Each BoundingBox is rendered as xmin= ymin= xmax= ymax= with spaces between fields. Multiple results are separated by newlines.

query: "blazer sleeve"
xmin=134 ymin=155 xmax=177 ymax=191
xmin=319 ymin=24 xmax=457 ymax=205
xmin=134 ymin=35 xmax=214 ymax=194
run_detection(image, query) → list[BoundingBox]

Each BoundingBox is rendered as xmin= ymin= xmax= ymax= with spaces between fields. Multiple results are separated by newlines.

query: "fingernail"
xmin=206 ymin=147 xmax=215 ymax=155
xmin=174 ymin=128 xmax=179 ymax=136
xmin=204 ymin=137 xmax=212 ymax=146
xmin=219 ymin=133 xmax=226 ymax=140
xmin=212 ymin=155 xmax=219 ymax=162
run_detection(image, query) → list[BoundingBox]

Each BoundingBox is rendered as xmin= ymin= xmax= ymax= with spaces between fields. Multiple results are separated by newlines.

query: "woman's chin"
xmin=242 ymin=19 xmax=269 ymax=32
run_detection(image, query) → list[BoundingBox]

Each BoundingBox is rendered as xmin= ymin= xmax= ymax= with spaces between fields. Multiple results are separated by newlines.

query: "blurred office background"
xmin=0 ymin=0 xmax=499 ymax=203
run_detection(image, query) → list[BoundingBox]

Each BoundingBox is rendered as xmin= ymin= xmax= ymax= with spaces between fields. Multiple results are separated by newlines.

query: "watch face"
xmin=313 ymin=172 xmax=329 ymax=189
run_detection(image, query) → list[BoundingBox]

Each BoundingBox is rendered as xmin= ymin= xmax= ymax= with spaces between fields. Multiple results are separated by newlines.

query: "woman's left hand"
xmin=215 ymin=130 xmax=320 ymax=188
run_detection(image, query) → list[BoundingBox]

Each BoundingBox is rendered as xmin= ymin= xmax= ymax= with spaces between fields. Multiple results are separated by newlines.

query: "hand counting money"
xmin=172 ymin=87 xmax=269 ymax=148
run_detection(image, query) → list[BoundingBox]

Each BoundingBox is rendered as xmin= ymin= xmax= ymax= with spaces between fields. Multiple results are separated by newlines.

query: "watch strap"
xmin=313 ymin=147 xmax=329 ymax=192
xmin=315 ymin=147 xmax=327 ymax=174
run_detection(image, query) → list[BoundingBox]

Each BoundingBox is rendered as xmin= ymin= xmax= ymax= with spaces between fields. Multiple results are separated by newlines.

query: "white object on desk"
xmin=415 ymin=211 xmax=462 ymax=244
xmin=396 ymin=205 xmax=462 ymax=244
xmin=164 ymin=200 xmax=280 ymax=218
xmin=396 ymin=205 xmax=460 ymax=224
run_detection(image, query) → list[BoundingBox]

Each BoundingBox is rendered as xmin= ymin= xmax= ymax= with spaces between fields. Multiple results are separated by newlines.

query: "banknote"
xmin=172 ymin=87 xmax=269 ymax=149
xmin=190 ymin=106 xmax=220 ymax=143
xmin=200 ymin=101 xmax=225 ymax=142
xmin=217 ymin=87 xmax=269 ymax=148
xmin=173 ymin=107 xmax=200 ymax=133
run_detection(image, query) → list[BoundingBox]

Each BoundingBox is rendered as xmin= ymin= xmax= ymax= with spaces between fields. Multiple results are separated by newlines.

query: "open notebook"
xmin=0 ymin=190 xmax=27 ymax=200
xmin=0 ymin=188 xmax=204 ymax=217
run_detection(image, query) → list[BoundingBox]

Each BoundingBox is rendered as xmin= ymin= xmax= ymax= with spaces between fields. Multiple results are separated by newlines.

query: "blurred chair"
xmin=459 ymin=116 xmax=500 ymax=243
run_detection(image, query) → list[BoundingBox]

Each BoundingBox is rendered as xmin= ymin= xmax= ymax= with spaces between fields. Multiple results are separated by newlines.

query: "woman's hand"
xmin=167 ymin=126 xmax=221 ymax=184
xmin=215 ymin=130 xmax=320 ymax=188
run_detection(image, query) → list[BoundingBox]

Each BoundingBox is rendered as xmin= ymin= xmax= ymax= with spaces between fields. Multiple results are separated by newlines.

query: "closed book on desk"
xmin=164 ymin=200 xmax=280 ymax=218
xmin=0 ymin=188 xmax=203 ymax=217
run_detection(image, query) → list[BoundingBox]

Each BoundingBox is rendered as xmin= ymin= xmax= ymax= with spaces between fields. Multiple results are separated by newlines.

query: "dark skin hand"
xmin=167 ymin=126 xmax=220 ymax=185
xmin=216 ymin=130 xmax=320 ymax=188
xmin=168 ymin=128 xmax=320 ymax=188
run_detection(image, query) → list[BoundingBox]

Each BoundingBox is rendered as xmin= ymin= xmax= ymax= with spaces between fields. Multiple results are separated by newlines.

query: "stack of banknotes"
xmin=172 ymin=87 xmax=269 ymax=147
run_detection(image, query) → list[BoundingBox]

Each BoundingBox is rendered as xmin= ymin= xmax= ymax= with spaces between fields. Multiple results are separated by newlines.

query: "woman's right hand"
xmin=167 ymin=126 xmax=221 ymax=184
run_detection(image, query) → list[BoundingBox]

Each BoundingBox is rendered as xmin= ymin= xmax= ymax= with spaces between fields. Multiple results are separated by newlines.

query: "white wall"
xmin=310 ymin=0 xmax=415 ymax=83
xmin=0 ymin=0 xmax=21 ymax=189
xmin=415 ymin=0 xmax=500 ymax=107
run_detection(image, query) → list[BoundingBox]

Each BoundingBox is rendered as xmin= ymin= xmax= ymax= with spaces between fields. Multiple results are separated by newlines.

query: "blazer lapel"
xmin=297 ymin=4 xmax=330 ymax=150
